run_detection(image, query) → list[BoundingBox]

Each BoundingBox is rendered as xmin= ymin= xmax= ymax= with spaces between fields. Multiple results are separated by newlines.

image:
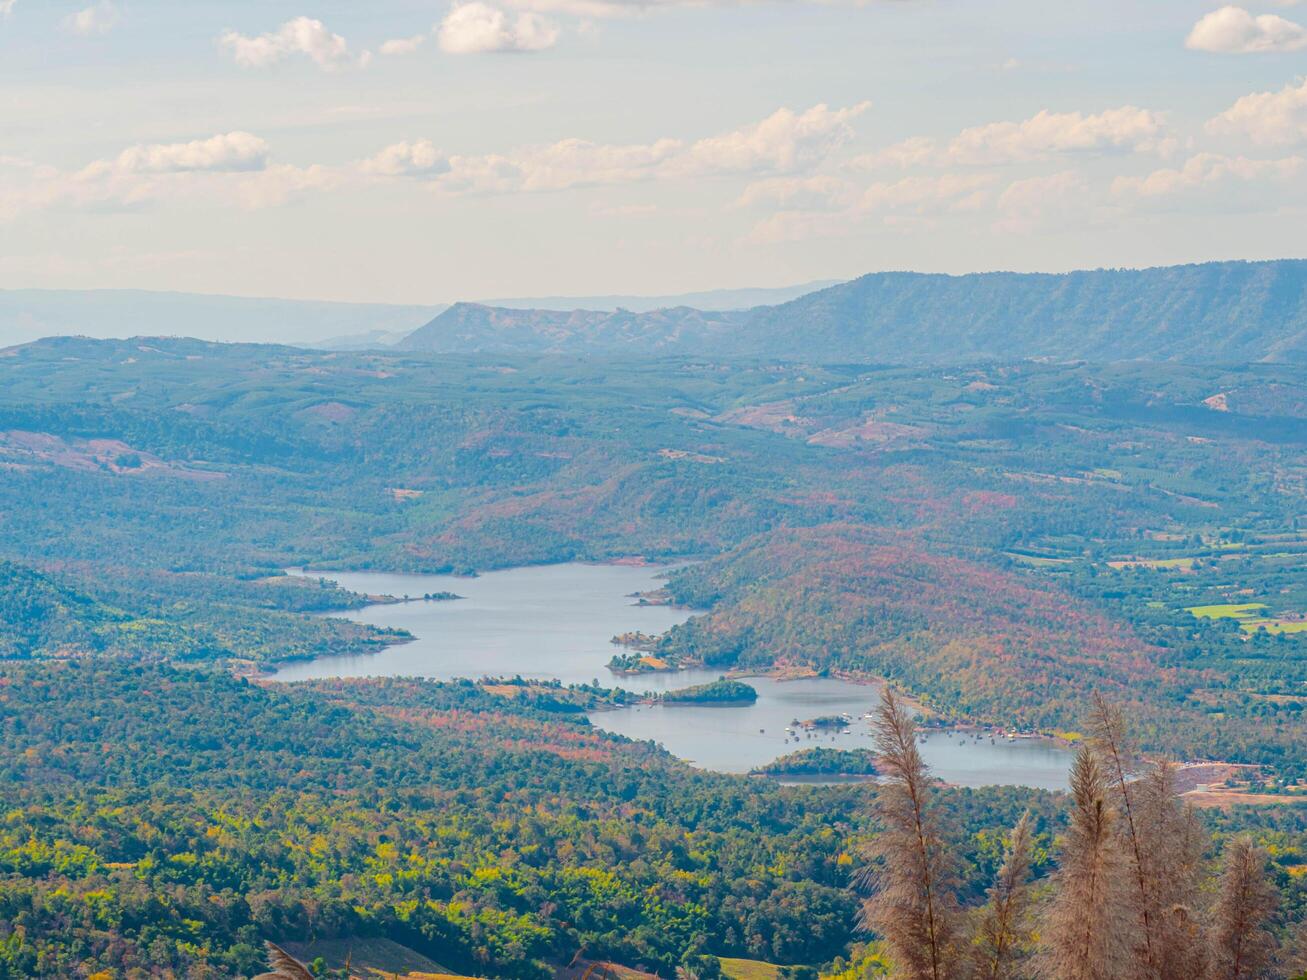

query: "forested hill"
xmin=401 ymin=260 xmax=1307 ymax=363
xmin=398 ymin=302 xmax=745 ymax=354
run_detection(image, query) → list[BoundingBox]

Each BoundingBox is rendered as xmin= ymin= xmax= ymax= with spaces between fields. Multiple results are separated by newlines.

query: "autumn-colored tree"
xmin=1208 ymin=837 xmax=1279 ymax=980
xmin=1034 ymin=746 xmax=1139 ymax=980
xmin=860 ymin=687 xmax=964 ymax=980
xmin=970 ymin=811 xmax=1034 ymax=980
xmin=858 ymin=695 xmax=1297 ymax=980
xmin=1089 ymin=694 xmax=1164 ymax=979
xmin=1284 ymin=920 xmax=1307 ymax=980
xmin=1130 ymin=761 xmax=1207 ymax=980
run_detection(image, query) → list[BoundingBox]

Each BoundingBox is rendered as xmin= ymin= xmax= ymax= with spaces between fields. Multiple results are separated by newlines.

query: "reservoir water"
xmin=272 ymin=563 xmax=1072 ymax=789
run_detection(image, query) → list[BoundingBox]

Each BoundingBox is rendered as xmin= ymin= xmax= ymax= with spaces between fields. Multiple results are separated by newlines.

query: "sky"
xmin=2 ymin=0 xmax=1307 ymax=304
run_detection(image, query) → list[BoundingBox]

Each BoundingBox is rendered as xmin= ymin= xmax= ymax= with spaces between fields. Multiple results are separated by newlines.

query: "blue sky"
xmin=2 ymin=0 xmax=1306 ymax=303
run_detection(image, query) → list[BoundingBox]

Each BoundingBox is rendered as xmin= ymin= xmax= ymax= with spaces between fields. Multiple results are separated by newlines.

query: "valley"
xmin=12 ymin=0 xmax=1307 ymax=971
xmin=2 ymin=340 xmax=1300 ymax=773
xmin=0 ymin=320 xmax=1303 ymax=977
xmin=268 ymin=562 xmax=1075 ymax=787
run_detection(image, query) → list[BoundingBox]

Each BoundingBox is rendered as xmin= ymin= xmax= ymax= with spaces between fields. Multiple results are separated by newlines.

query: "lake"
xmin=272 ymin=563 xmax=1072 ymax=789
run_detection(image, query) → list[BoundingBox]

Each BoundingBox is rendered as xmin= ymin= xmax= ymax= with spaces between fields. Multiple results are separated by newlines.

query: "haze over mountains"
xmin=402 ymin=260 xmax=1307 ymax=364
xmin=480 ymin=281 xmax=841 ymax=315
xmin=7 ymin=261 xmax=1307 ymax=363
xmin=0 ymin=289 xmax=439 ymax=349
xmin=0 ymin=281 xmax=836 ymax=349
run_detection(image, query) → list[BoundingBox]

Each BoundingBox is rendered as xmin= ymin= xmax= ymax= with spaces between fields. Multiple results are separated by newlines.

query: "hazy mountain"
xmin=1 ymin=281 xmax=838 ymax=349
xmin=401 ymin=260 xmax=1307 ymax=363
xmin=742 ymin=261 xmax=1307 ymax=362
xmin=0 ymin=289 xmax=443 ymax=348
xmin=311 ymin=328 xmax=425 ymax=350
xmin=398 ymin=303 xmax=746 ymax=354
xmin=481 ymin=280 xmax=843 ymax=313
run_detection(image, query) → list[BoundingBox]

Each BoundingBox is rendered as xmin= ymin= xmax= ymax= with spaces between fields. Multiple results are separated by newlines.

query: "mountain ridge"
xmin=0 ymin=281 xmax=838 ymax=349
xmin=401 ymin=259 xmax=1307 ymax=363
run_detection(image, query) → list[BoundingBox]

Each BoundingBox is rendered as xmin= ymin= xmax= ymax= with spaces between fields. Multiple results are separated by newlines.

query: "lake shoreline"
xmin=261 ymin=561 xmax=1075 ymax=788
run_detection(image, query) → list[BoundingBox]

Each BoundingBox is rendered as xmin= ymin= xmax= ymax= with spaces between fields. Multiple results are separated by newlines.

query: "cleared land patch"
xmin=720 ymin=958 xmax=783 ymax=980
xmin=1184 ymin=601 xmax=1306 ymax=633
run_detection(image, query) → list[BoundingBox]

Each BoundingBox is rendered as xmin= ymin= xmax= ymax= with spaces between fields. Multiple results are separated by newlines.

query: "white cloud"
xmin=441 ymin=138 xmax=682 ymax=191
xmin=501 ymin=0 xmax=838 ymax=17
xmin=1111 ymin=152 xmax=1305 ymax=200
xmin=371 ymin=102 xmax=868 ymax=194
xmin=380 ymin=34 xmax=427 ymax=56
xmin=847 ymin=107 xmax=1170 ymax=176
xmin=219 ymin=17 xmax=352 ymax=70
xmin=946 ymin=106 xmax=1169 ymax=164
xmin=225 ymin=164 xmax=339 ymax=209
xmin=100 ymin=132 xmax=270 ymax=175
xmin=684 ymin=102 xmax=869 ymax=175
xmin=63 ymin=1 xmax=119 ymax=36
xmin=361 ymin=140 xmax=450 ymax=177
xmin=1 ymin=1 xmax=17 ymax=18
xmin=1 ymin=134 xmax=336 ymax=222
xmin=1185 ymin=5 xmax=1307 ymax=53
xmin=847 ymin=136 xmax=937 ymax=172
xmin=746 ymin=172 xmax=995 ymax=244
xmin=994 ymin=170 xmax=1093 ymax=233
xmin=1207 ymin=77 xmax=1307 ymax=145
xmin=438 ymin=3 xmax=559 ymax=54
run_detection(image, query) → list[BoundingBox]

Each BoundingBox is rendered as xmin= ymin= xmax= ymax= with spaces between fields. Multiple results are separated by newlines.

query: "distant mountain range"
xmin=399 ymin=303 xmax=747 ymax=356
xmin=478 ymin=280 xmax=842 ymax=314
xmin=9 ymin=262 xmax=1307 ymax=362
xmin=0 ymin=289 xmax=441 ymax=349
xmin=0 ymin=281 xmax=838 ymax=349
xmin=401 ymin=260 xmax=1307 ymax=363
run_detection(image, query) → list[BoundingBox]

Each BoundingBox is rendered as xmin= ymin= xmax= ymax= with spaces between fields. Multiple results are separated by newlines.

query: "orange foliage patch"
xmin=370 ymin=706 xmax=621 ymax=763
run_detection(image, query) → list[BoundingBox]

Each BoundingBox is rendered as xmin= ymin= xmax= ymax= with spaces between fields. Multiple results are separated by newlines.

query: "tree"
xmin=1088 ymin=695 xmax=1156 ymax=979
xmin=252 ymin=941 xmax=314 ymax=980
xmin=1035 ymin=747 xmax=1138 ymax=980
xmin=970 ymin=811 xmax=1034 ymax=980
xmin=1131 ymin=761 xmax=1206 ymax=980
xmin=1208 ymin=837 xmax=1279 ymax=980
xmin=860 ymin=687 xmax=963 ymax=980
xmin=1283 ymin=920 xmax=1307 ymax=980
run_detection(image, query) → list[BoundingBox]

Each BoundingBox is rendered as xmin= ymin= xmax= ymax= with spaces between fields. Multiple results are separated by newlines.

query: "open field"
xmin=1187 ymin=603 xmax=1270 ymax=619
xmin=557 ymin=961 xmax=659 ymax=980
xmin=1247 ymin=619 xmax=1307 ymax=635
xmin=1184 ymin=602 xmax=1307 ymax=634
xmin=720 ymin=958 xmax=783 ymax=980
xmin=1182 ymin=790 xmax=1307 ymax=810
xmin=279 ymin=938 xmax=470 ymax=979
xmin=1109 ymin=556 xmax=1197 ymax=570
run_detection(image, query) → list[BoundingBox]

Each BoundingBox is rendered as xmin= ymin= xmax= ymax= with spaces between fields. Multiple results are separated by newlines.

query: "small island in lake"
xmin=627 ymin=587 xmax=674 ymax=606
xmin=610 ymin=630 xmax=661 ymax=651
xmin=753 ymin=747 xmax=881 ymax=777
xmin=359 ymin=590 xmax=463 ymax=605
xmin=656 ymin=679 xmax=758 ymax=705
xmin=802 ymin=714 xmax=851 ymax=731
xmin=608 ymin=651 xmax=677 ymax=673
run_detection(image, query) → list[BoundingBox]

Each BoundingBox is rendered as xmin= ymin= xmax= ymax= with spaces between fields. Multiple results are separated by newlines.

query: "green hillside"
xmin=0 ymin=339 xmax=1302 ymax=771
